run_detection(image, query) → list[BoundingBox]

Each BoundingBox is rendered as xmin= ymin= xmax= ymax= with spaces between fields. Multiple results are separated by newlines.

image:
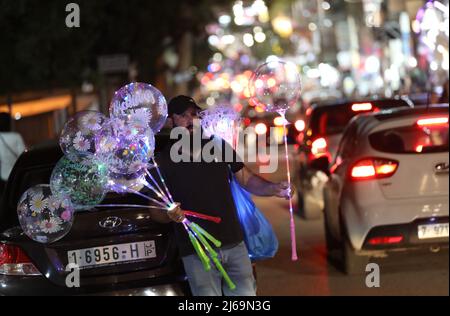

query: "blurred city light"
xmin=196 ymin=0 xmax=449 ymax=116
xmin=255 ymin=123 xmax=268 ymax=135
xmin=272 ymin=16 xmax=293 ymax=38
xmin=295 ymin=120 xmax=306 ymax=132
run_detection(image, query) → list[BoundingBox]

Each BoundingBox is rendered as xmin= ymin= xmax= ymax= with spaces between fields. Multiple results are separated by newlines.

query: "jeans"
xmin=182 ymin=242 xmax=257 ymax=296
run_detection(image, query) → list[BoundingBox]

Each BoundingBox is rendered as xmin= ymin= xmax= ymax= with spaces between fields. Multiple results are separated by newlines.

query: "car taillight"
xmin=350 ymin=158 xmax=399 ymax=181
xmin=417 ymin=117 xmax=449 ymax=127
xmin=368 ymin=236 xmax=404 ymax=245
xmin=352 ymin=103 xmax=373 ymax=112
xmin=0 ymin=244 xmax=41 ymax=276
xmin=311 ymin=138 xmax=328 ymax=157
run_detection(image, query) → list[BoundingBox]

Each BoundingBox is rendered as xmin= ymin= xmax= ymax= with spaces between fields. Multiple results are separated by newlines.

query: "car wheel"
xmin=300 ymin=190 xmax=323 ymax=220
xmin=324 ymin=211 xmax=340 ymax=260
xmin=342 ymin=236 xmax=369 ymax=275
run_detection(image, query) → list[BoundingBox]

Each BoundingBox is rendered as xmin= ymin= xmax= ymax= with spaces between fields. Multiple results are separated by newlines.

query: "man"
xmin=156 ymin=95 xmax=290 ymax=296
xmin=0 ymin=113 xmax=26 ymax=195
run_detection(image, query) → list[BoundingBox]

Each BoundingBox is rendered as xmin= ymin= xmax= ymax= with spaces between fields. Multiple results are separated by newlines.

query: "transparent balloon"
xmin=200 ymin=105 xmax=241 ymax=148
xmin=107 ymin=172 xmax=148 ymax=194
xmin=50 ymin=153 xmax=108 ymax=210
xmin=95 ymin=119 xmax=155 ymax=179
xmin=110 ymin=82 xmax=168 ymax=133
xmin=17 ymin=185 xmax=75 ymax=244
xmin=249 ymin=60 xmax=301 ymax=114
xmin=60 ymin=111 xmax=108 ymax=156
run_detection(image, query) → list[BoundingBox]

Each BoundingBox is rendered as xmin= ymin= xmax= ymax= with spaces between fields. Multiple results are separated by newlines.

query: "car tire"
xmin=341 ymin=235 xmax=369 ymax=276
xmin=297 ymin=190 xmax=323 ymax=220
xmin=324 ymin=211 xmax=340 ymax=260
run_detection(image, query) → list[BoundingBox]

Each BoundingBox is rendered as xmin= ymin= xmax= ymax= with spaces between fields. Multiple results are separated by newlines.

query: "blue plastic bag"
xmin=229 ymin=173 xmax=279 ymax=261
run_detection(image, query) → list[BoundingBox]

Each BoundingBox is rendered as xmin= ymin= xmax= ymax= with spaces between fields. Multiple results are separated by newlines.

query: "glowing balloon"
xmin=110 ymin=82 xmax=168 ymax=133
xmin=17 ymin=185 xmax=75 ymax=244
xmin=250 ymin=60 xmax=301 ymax=261
xmin=107 ymin=172 xmax=147 ymax=194
xmin=60 ymin=111 xmax=108 ymax=156
xmin=200 ymin=105 xmax=241 ymax=147
xmin=50 ymin=153 xmax=108 ymax=210
xmin=95 ymin=119 xmax=155 ymax=178
xmin=249 ymin=60 xmax=301 ymax=114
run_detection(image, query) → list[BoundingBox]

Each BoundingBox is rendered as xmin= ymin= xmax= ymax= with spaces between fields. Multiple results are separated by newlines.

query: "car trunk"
xmin=369 ymin=117 xmax=449 ymax=200
xmin=15 ymin=205 xmax=176 ymax=287
xmin=378 ymin=152 xmax=449 ymax=200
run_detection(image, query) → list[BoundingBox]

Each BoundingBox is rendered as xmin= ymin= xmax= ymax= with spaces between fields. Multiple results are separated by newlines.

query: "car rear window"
xmin=310 ymin=99 xmax=409 ymax=136
xmin=369 ymin=124 xmax=449 ymax=154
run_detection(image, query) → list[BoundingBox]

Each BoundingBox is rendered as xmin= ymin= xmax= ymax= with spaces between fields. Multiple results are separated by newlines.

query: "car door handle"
xmin=435 ymin=163 xmax=449 ymax=174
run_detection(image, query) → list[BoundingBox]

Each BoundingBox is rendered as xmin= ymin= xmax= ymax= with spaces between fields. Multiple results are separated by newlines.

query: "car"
xmin=0 ymin=137 xmax=190 ymax=296
xmin=294 ymin=97 xmax=414 ymax=220
xmin=323 ymin=105 xmax=449 ymax=274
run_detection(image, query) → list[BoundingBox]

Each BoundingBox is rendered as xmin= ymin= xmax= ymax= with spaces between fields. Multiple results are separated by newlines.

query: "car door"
xmin=324 ymin=123 xmax=359 ymax=240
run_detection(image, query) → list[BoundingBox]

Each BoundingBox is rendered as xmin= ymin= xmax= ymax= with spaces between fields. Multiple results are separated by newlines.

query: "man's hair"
xmin=0 ymin=113 xmax=11 ymax=132
xmin=168 ymin=95 xmax=201 ymax=117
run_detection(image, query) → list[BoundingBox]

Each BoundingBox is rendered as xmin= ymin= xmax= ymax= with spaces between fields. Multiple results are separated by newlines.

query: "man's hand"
xmin=168 ymin=203 xmax=186 ymax=223
xmin=272 ymin=182 xmax=293 ymax=200
xmin=236 ymin=166 xmax=296 ymax=200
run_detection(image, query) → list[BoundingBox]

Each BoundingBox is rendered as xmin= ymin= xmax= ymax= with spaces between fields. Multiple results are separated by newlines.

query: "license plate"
xmin=67 ymin=241 xmax=156 ymax=269
xmin=418 ymin=223 xmax=449 ymax=240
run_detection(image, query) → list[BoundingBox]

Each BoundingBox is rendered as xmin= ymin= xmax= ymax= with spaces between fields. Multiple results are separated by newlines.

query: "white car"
xmin=323 ymin=105 xmax=449 ymax=274
xmin=295 ymin=97 xmax=413 ymax=220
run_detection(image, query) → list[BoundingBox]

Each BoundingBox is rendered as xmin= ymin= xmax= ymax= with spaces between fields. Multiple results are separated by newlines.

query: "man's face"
xmin=172 ymin=107 xmax=199 ymax=132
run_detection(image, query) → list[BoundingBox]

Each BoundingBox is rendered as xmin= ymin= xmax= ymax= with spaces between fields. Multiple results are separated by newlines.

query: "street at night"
xmin=248 ymin=151 xmax=449 ymax=296
xmin=0 ymin=0 xmax=449 ymax=301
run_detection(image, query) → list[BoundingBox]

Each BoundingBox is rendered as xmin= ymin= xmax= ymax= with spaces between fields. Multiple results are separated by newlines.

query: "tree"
xmin=0 ymin=0 xmax=228 ymax=96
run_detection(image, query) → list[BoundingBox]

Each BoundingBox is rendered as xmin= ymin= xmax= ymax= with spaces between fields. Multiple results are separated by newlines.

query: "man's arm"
xmin=234 ymin=165 xmax=291 ymax=199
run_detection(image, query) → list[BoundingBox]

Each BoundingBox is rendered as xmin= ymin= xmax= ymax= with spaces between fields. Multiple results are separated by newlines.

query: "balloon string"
xmin=281 ymin=113 xmax=299 ymax=262
xmin=141 ymin=179 xmax=172 ymax=207
xmin=108 ymin=183 xmax=168 ymax=209
xmin=151 ymin=158 xmax=175 ymax=204
xmin=145 ymin=168 xmax=172 ymax=204
xmin=93 ymin=204 xmax=164 ymax=210
xmin=94 ymin=204 xmax=222 ymax=225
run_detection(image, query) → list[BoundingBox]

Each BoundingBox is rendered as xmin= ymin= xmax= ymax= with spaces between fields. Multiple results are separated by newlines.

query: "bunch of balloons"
xmin=200 ymin=105 xmax=242 ymax=149
xmin=16 ymin=82 xmax=236 ymax=290
xmin=18 ymin=83 xmax=166 ymax=244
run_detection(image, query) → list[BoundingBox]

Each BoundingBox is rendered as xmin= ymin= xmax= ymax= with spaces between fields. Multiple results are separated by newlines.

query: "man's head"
xmin=168 ymin=95 xmax=201 ymax=132
xmin=0 ymin=113 xmax=12 ymax=132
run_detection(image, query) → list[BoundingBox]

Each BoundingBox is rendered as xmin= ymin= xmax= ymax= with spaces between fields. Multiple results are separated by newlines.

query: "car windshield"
xmin=369 ymin=123 xmax=449 ymax=154
xmin=310 ymin=107 xmax=358 ymax=136
xmin=310 ymin=100 xmax=410 ymax=136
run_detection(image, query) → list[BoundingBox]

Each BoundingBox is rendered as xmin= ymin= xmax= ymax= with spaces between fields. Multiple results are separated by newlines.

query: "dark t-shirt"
xmin=155 ymin=135 xmax=244 ymax=257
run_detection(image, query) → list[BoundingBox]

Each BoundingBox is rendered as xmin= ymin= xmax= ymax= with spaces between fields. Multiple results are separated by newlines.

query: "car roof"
xmin=311 ymin=96 xmax=413 ymax=108
xmin=348 ymin=104 xmax=449 ymax=137
xmin=373 ymin=103 xmax=449 ymax=121
xmin=310 ymin=96 xmax=413 ymax=110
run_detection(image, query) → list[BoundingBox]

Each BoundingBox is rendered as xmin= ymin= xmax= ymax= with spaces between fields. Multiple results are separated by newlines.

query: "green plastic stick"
xmin=189 ymin=222 xmax=222 ymax=248
xmin=188 ymin=224 xmax=218 ymax=257
xmin=212 ymin=256 xmax=236 ymax=291
xmin=183 ymin=223 xmax=210 ymax=271
xmin=187 ymin=230 xmax=211 ymax=271
xmin=187 ymin=222 xmax=236 ymax=291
